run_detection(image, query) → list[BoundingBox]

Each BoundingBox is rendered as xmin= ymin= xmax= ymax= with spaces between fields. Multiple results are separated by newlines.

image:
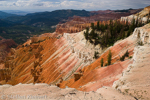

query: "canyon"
xmin=0 ymin=6 xmax=150 ymax=100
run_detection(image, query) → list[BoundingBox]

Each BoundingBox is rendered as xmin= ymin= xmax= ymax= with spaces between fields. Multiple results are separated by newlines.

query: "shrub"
xmin=138 ymin=41 xmax=144 ymax=46
xmin=120 ymin=50 xmax=129 ymax=61
xmin=107 ymin=50 xmax=112 ymax=65
xmin=94 ymin=51 xmax=99 ymax=59
xmin=120 ymin=55 xmax=125 ymax=61
xmin=129 ymin=56 xmax=132 ymax=59
xmin=101 ymin=58 xmax=104 ymax=67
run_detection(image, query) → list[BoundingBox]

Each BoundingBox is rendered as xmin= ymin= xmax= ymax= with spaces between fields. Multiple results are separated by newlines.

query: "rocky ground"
xmin=0 ymin=83 xmax=135 ymax=100
xmin=113 ymin=45 xmax=150 ymax=100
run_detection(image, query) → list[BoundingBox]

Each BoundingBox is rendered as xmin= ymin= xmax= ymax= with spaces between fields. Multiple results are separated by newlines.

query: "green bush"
xmin=101 ymin=58 xmax=104 ymax=67
xmin=129 ymin=56 xmax=132 ymax=59
xmin=138 ymin=41 xmax=144 ymax=46
xmin=120 ymin=50 xmax=129 ymax=61
xmin=94 ymin=51 xmax=99 ymax=59
xmin=107 ymin=50 xmax=112 ymax=65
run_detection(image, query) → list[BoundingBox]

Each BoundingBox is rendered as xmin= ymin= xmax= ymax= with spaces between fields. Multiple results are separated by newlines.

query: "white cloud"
xmin=0 ymin=0 xmax=150 ymax=11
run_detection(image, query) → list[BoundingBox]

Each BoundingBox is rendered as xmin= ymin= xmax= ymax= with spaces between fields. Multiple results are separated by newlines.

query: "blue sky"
xmin=0 ymin=0 xmax=150 ymax=11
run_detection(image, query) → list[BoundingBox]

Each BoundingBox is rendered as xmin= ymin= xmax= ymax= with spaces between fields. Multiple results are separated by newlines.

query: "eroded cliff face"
xmin=58 ymin=34 xmax=137 ymax=91
xmin=56 ymin=7 xmax=150 ymax=92
xmin=121 ymin=6 xmax=150 ymax=23
xmin=56 ymin=16 xmax=92 ymax=34
xmin=0 ymin=12 xmax=147 ymax=90
xmin=1 ymin=24 xmax=149 ymax=99
xmin=0 ymin=30 xmax=102 ymax=85
xmin=0 ymin=7 xmax=149 ymax=100
xmin=113 ymin=23 xmax=150 ymax=100
xmin=0 ymin=39 xmax=16 ymax=63
xmin=133 ymin=23 xmax=150 ymax=44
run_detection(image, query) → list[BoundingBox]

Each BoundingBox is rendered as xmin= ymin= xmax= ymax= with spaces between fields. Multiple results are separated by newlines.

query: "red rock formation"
xmin=56 ymin=9 xmax=142 ymax=34
xmin=0 ymin=31 xmax=95 ymax=85
xmin=0 ymin=29 xmax=137 ymax=91
xmin=0 ymin=39 xmax=16 ymax=63
xmin=58 ymin=34 xmax=137 ymax=91
xmin=0 ymin=7 xmax=145 ymax=92
xmin=59 ymin=60 xmax=132 ymax=92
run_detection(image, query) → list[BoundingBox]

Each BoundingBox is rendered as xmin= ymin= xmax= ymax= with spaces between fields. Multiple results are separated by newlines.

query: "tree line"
xmin=84 ymin=17 xmax=150 ymax=49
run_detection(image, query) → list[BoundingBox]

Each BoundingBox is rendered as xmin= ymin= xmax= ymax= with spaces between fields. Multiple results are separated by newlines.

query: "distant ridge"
xmin=2 ymin=10 xmax=29 ymax=15
xmin=0 ymin=11 xmax=18 ymax=19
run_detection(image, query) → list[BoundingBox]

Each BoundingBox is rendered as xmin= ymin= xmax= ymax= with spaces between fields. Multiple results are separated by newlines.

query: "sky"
xmin=0 ymin=0 xmax=150 ymax=12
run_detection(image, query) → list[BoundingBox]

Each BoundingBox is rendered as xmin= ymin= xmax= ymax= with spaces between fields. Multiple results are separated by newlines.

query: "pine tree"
xmin=91 ymin=23 xmax=95 ymax=29
xmin=124 ymin=50 xmax=129 ymax=57
xmin=101 ymin=58 xmax=104 ymax=67
xmin=84 ymin=27 xmax=89 ymax=40
xmin=107 ymin=50 xmax=112 ymax=65
xmin=120 ymin=55 xmax=125 ymax=61
xmin=97 ymin=21 xmax=100 ymax=30
xmin=127 ymin=30 xmax=131 ymax=37
xmin=135 ymin=17 xmax=139 ymax=27
xmin=120 ymin=50 xmax=129 ymax=61
xmin=94 ymin=51 xmax=99 ymax=59
xmin=122 ymin=31 xmax=126 ymax=39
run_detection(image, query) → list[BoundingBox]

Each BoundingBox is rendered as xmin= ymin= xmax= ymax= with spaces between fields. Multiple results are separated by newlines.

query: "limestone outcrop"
xmin=113 ymin=46 xmax=150 ymax=100
xmin=121 ymin=6 xmax=150 ymax=23
xmin=112 ymin=23 xmax=150 ymax=100
xmin=133 ymin=23 xmax=150 ymax=44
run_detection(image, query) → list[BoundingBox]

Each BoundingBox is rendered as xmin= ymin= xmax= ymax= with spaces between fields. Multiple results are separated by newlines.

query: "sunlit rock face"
xmin=0 ymin=30 xmax=102 ymax=85
xmin=112 ymin=23 xmax=150 ymax=100
xmin=121 ymin=6 xmax=150 ymax=24
xmin=0 ymin=23 xmax=150 ymax=99
xmin=133 ymin=24 xmax=150 ymax=44
xmin=59 ymin=12 xmax=150 ymax=92
xmin=59 ymin=33 xmax=137 ymax=91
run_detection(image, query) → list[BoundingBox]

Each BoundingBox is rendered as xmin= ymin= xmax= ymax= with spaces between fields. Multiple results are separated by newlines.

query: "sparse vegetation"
xmin=138 ymin=41 xmax=144 ymax=46
xmin=101 ymin=58 xmax=104 ymax=67
xmin=94 ymin=51 xmax=99 ymax=59
xmin=129 ymin=56 xmax=132 ymax=59
xmin=105 ymin=63 xmax=108 ymax=66
xmin=120 ymin=50 xmax=129 ymax=61
xmin=107 ymin=50 xmax=112 ymax=65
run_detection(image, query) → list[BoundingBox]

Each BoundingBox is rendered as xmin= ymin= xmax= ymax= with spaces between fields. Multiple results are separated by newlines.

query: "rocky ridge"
xmin=0 ymin=30 xmax=101 ymax=85
xmin=113 ymin=23 xmax=150 ymax=100
xmin=121 ymin=6 xmax=150 ymax=23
